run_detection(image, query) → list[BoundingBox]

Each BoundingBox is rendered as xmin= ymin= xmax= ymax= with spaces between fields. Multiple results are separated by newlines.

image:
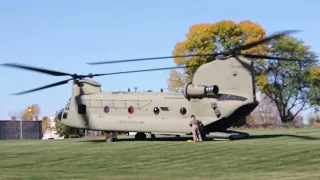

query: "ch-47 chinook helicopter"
xmin=1 ymin=30 xmax=306 ymax=142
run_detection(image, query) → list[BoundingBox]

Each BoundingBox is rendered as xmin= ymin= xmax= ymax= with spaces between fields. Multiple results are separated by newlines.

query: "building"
xmin=42 ymin=116 xmax=63 ymax=139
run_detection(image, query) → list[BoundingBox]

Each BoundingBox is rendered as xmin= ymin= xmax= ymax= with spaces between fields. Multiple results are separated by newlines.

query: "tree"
xmin=22 ymin=104 xmax=40 ymax=120
xmin=168 ymin=70 xmax=187 ymax=92
xmin=256 ymin=36 xmax=319 ymax=123
xmin=168 ymin=20 xmax=269 ymax=91
xmin=309 ymin=66 xmax=320 ymax=112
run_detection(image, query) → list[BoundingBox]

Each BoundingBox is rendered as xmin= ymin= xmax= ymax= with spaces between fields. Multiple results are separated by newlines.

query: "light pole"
xmin=20 ymin=115 xmax=23 ymax=139
xmin=20 ymin=108 xmax=32 ymax=139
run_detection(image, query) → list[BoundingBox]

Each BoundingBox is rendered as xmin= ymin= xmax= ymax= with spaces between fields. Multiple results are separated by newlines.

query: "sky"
xmin=0 ymin=0 xmax=319 ymax=123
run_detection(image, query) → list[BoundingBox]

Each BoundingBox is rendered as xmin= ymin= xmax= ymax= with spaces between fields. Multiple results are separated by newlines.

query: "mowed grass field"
xmin=0 ymin=128 xmax=319 ymax=180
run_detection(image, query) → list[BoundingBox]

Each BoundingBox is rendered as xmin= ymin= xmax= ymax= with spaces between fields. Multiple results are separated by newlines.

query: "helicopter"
xmin=1 ymin=30 xmax=306 ymax=142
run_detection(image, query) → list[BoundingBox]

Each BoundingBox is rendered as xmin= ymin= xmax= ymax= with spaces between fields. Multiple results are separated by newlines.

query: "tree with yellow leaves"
xmin=168 ymin=20 xmax=269 ymax=91
xmin=22 ymin=104 xmax=40 ymax=120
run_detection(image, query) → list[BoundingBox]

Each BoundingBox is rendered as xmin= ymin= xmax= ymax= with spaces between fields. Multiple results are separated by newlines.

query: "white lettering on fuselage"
xmin=119 ymin=120 xmax=144 ymax=124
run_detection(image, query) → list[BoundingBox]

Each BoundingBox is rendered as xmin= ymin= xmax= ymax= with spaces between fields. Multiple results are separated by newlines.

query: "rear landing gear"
xmin=150 ymin=134 xmax=156 ymax=140
xmin=105 ymin=132 xmax=117 ymax=143
xmin=135 ymin=132 xmax=146 ymax=140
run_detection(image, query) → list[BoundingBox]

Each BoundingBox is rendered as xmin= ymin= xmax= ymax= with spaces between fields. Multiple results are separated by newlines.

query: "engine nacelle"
xmin=183 ymin=82 xmax=219 ymax=100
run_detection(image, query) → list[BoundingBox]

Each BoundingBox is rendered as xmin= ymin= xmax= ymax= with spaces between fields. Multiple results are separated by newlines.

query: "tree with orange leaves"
xmin=168 ymin=20 xmax=269 ymax=92
xmin=22 ymin=104 xmax=40 ymax=120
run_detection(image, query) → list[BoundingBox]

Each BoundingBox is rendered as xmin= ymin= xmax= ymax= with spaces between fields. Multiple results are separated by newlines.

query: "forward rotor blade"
xmin=231 ymin=30 xmax=300 ymax=53
xmin=87 ymin=30 xmax=299 ymax=65
xmin=239 ymin=53 xmax=308 ymax=61
xmin=91 ymin=65 xmax=199 ymax=77
xmin=11 ymin=78 xmax=73 ymax=95
xmin=1 ymin=63 xmax=73 ymax=76
xmin=87 ymin=53 xmax=219 ymax=65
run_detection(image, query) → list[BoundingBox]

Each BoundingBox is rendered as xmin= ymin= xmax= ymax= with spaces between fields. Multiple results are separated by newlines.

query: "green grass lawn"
xmin=0 ymin=128 xmax=319 ymax=180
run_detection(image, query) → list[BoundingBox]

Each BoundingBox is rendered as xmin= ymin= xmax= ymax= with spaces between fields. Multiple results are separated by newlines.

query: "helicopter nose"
xmin=54 ymin=112 xmax=62 ymax=122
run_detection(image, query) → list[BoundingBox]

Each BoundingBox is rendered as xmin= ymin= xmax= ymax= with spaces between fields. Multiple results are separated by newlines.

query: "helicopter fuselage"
xmin=56 ymin=82 xmax=257 ymax=134
xmin=55 ymin=56 xmax=258 ymax=134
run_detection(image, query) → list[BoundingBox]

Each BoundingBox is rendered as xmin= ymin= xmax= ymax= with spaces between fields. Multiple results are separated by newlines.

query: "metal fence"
xmin=0 ymin=120 xmax=43 ymax=140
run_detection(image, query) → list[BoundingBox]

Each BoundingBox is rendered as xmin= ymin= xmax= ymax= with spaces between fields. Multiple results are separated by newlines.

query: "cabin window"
xmin=153 ymin=107 xmax=160 ymax=115
xmin=62 ymin=112 xmax=68 ymax=119
xmin=128 ymin=106 xmax=134 ymax=114
xmin=104 ymin=106 xmax=110 ymax=113
xmin=180 ymin=107 xmax=187 ymax=115
xmin=78 ymin=104 xmax=86 ymax=114
xmin=56 ymin=111 xmax=63 ymax=121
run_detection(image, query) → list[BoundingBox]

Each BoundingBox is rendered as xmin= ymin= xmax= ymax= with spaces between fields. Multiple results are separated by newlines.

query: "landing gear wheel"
xmin=105 ymin=132 xmax=117 ymax=143
xmin=135 ymin=132 xmax=146 ymax=140
xmin=151 ymin=134 xmax=156 ymax=140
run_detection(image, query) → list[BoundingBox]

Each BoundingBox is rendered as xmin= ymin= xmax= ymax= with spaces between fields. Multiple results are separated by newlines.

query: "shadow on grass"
xmin=78 ymin=136 xmax=192 ymax=143
xmin=77 ymin=133 xmax=319 ymax=143
xmin=245 ymin=134 xmax=320 ymax=140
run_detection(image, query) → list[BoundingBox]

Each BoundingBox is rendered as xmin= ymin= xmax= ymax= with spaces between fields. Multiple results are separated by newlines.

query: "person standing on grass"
xmin=189 ymin=115 xmax=202 ymax=142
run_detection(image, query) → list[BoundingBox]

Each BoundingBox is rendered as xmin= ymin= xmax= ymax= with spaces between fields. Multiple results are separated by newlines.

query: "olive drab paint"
xmin=56 ymin=55 xmax=258 ymax=136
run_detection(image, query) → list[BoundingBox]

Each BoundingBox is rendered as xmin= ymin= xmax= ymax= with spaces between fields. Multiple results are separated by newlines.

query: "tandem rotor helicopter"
xmin=1 ymin=30 xmax=307 ymax=142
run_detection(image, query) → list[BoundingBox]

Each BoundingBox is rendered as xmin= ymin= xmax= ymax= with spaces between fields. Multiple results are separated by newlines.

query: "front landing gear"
xmin=135 ymin=132 xmax=146 ymax=140
xmin=105 ymin=132 xmax=117 ymax=143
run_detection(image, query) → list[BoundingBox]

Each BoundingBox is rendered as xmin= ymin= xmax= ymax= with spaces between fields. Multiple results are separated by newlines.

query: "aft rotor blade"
xmin=1 ymin=63 xmax=73 ymax=76
xmin=92 ymin=65 xmax=199 ymax=77
xmin=239 ymin=53 xmax=308 ymax=61
xmin=87 ymin=53 xmax=219 ymax=65
xmin=11 ymin=78 xmax=73 ymax=95
xmin=230 ymin=30 xmax=300 ymax=53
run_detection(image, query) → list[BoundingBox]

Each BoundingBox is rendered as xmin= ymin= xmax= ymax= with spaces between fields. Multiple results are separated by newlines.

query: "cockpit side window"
xmin=62 ymin=112 xmax=68 ymax=119
xmin=56 ymin=109 xmax=64 ymax=121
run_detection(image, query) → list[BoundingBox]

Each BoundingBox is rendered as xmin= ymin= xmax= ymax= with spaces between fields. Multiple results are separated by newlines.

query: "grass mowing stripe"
xmin=0 ymin=128 xmax=319 ymax=180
